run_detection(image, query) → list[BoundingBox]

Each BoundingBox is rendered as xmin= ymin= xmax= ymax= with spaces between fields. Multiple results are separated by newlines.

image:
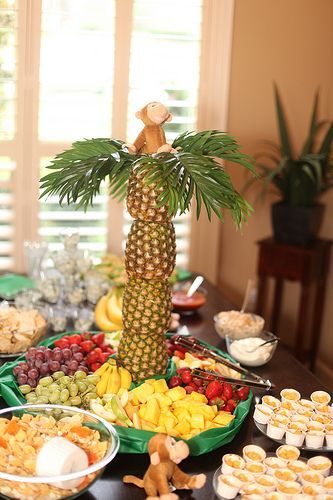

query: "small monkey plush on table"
xmin=123 ymin=434 xmax=206 ymax=500
xmin=125 ymin=101 xmax=177 ymax=155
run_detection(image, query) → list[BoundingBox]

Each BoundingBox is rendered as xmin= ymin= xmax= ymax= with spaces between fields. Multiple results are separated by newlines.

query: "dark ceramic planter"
xmin=271 ymin=202 xmax=324 ymax=246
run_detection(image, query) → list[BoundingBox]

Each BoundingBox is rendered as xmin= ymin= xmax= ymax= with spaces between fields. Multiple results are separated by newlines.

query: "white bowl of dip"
xmin=225 ymin=330 xmax=278 ymax=367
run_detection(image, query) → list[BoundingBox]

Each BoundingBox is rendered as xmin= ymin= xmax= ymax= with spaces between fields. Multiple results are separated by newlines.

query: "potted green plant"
xmin=251 ymin=86 xmax=333 ymax=245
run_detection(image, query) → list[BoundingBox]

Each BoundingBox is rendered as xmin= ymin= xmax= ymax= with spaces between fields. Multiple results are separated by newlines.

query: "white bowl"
xmin=225 ymin=330 xmax=278 ymax=367
xmin=214 ymin=310 xmax=264 ymax=339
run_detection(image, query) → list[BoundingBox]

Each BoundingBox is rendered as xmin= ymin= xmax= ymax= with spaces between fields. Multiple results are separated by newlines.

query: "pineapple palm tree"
xmin=40 ymin=127 xmax=255 ymax=382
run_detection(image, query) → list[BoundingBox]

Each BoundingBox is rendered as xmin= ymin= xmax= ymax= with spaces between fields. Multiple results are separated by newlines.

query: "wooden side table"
xmin=255 ymin=237 xmax=332 ymax=369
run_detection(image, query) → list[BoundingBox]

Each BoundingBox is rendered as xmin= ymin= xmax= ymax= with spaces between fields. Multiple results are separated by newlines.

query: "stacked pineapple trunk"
xmin=117 ymin=168 xmax=176 ymax=382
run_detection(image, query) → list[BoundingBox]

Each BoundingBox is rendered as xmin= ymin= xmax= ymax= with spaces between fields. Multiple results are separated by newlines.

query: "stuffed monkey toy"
xmin=123 ymin=433 xmax=206 ymax=500
xmin=125 ymin=102 xmax=177 ymax=155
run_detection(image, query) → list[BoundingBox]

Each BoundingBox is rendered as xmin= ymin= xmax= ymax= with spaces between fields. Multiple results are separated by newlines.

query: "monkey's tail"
xmin=123 ymin=475 xmax=144 ymax=488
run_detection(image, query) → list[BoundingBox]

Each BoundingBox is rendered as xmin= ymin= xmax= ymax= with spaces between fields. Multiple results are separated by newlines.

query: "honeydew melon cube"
xmin=152 ymin=379 xmax=169 ymax=393
xmin=190 ymin=413 xmax=205 ymax=429
xmin=167 ymin=386 xmax=186 ymax=402
xmin=190 ymin=392 xmax=208 ymax=404
xmin=213 ymin=411 xmax=235 ymax=426
xmin=144 ymin=399 xmax=161 ymax=426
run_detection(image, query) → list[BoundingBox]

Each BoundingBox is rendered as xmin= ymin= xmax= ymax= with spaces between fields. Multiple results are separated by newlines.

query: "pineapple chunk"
xmin=140 ymin=419 xmax=156 ymax=432
xmin=132 ymin=383 xmax=154 ymax=403
xmin=138 ymin=405 xmax=147 ymax=420
xmin=174 ymin=420 xmax=191 ymax=436
xmin=173 ymin=399 xmax=192 ymax=409
xmin=154 ymin=425 xmax=167 ymax=434
xmin=152 ymin=379 xmax=169 ymax=393
xmin=210 ymin=404 xmax=218 ymax=415
xmin=144 ymin=399 xmax=161 ymax=426
xmin=168 ymin=428 xmax=180 ymax=438
xmin=205 ymin=421 xmax=222 ymax=430
xmin=159 ymin=414 xmax=177 ymax=432
xmin=197 ymin=405 xmax=216 ymax=421
xmin=213 ymin=411 xmax=235 ymax=426
xmin=167 ymin=386 xmax=186 ymax=402
xmin=173 ymin=408 xmax=191 ymax=422
xmin=144 ymin=379 xmax=155 ymax=385
xmin=190 ymin=392 xmax=208 ymax=404
xmin=153 ymin=393 xmax=173 ymax=407
xmin=190 ymin=413 xmax=205 ymax=430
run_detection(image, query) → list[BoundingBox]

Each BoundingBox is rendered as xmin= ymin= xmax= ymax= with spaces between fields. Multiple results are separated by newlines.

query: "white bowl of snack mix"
xmin=214 ymin=310 xmax=264 ymax=340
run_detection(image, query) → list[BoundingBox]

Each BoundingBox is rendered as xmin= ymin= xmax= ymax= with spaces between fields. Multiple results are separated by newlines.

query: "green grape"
xmin=86 ymin=375 xmax=100 ymax=385
xmin=74 ymin=371 xmax=87 ymax=380
xmin=48 ymin=383 xmax=60 ymax=392
xmin=39 ymin=376 xmax=53 ymax=386
xmin=36 ymin=396 xmax=49 ymax=404
xmin=40 ymin=387 xmax=50 ymax=397
xmin=77 ymin=381 xmax=87 ymax=393
xmin=82 ymin=392 xmax=97 ymax=404
xmin=25 ymin=393 xmax=38 ymax=403
xmin=86 ymin=384 xmax=97 ymax=393
xmin=48 ymin=390 xmax=61 ymax=404
xmin=35 ymin=386 xmax=43 ymax=397
xmin=69 ymin=383 xmax=78 ymax=397
xmin=59 ymin=376 xmax=71 ymax=386
xmin=53 ymin=371 xmax=65 ymax=380
xmin=19 ymin=384 xmax=32 ymax=395
xmin=60 ymin=388 xmax=70 ymax=402
xmin=69 ymin=396 xmax=81 ymax=406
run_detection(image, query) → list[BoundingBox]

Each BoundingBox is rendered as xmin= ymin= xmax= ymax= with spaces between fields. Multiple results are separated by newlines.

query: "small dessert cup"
xmin=273 ymin=468 xmax=297 ymax=483
xmin=253 ymin=403 xmax=273 ymax=424
xmin=302 ymin=484 xmax=326 ymax=496
xmin=305 ymin=430 xmax=325 ymax=448
xmin=301 ymin=469 xmax=324 ymax=486
xmin=307 ymin=455 xmax=332 ymax=477
xmin=296 ymin=407 xmax=314 ymax=418
xmin=244 ymin=461 xmax=266 ymax=476
xmin=280 ymin=388 xmax=301 ymax=402
xmin=291 ymin=414 xmax=310 ymax=425
xmin=262 ymin=395 xmax=281 ymax=410
xmin=275 ymin=408 xmax=292 ymax=419
xmin=287 ymin=459 xmax=308 ymax=477
xmin=240 ymin=483 xmax=266 ymax=496
xmin=307 ymin=421 xmax=325 ymax=433
xmin=267 ymin=419 xmax=286 ymax=440
xmin=285 ymin=427 xmax=305 ymax=447
xmin=264 ymin=456 xmax=286 ymax=475
xmin=255 ymin=474 xmax=277 ymax=492
xmin=216 ymin=474 xmax=241 ymax=499
xmin=298 ymin=398 xmax=316 ymax=410
xmin=280 ymin=400 xmax=298 ymax=412
xmin=315 ymin=404 xmax=331 ymax=416
xmin=242 ymin=444 xmax=266 ymax=462
xmin=233 ymin=470 xmax=254 ymax=485
xmin=323 ymin=475 xmax=333 ymax=493
xmin=326 ymin=424 xmax=333 ymax=447
xmin=221 ymin=453 xmax=245 ymax=474
xmin=310 ymin=390 xmax=331 ymax=405
xmin=276 ymin=480 xmax=302 ymax=497
xmin=276 ymin=444 xmax=300 ymax=462
xmin=265 ymin=493 xmax=287 ymax=500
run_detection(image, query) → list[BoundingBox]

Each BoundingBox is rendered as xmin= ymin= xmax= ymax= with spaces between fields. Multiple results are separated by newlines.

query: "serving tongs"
xmin=173 ymin=335 xmax=275 ymax=391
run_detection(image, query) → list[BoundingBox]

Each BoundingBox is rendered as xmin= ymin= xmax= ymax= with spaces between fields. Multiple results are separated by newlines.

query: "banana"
xmin=106 ymin=291 xmax=123 ymax=327
xmin=96 ymin=365 xmax=112 ymax=397
xmin=118 ymin=366 xmax=132 ymax=390
xmin=94 ymin=362 xmax=111 ymax=377
xmin=95 ymin=295 xmax=121 ymax=332
xmin=110 ymin=395 xmax=132 ymax=426
xmin=90 ymin=400 xmax=116 ymax=422
xmin=106 ymin=366 xmax=121 ymax=395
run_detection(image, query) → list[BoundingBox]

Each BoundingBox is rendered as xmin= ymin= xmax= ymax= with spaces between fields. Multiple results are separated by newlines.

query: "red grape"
xmin=60 ymin=364 xmax=68 ymax=375
xmin=52 ymin=351 xmax=63 ymax=362
xmin=17 ymin=373 xmax=28 ymax=385
xmin=78 ymin=365 xmax=88 ymax=374
xmin=35 ymin=349 xmax=45 ymax=360
xmin=73 ymin=352 xmax=83 ymax=362
xmin=28 ymin=368 xmax=39 ymax=380
xmin=27 ymin=359 xmax=35 ymax=368
xmin=49 ymin=360 xmax=61 ymax=372
xmin=27 ymin=378 xmax=37 ymax=388
xmin=67 ymin=360 xmax=78 ymax=371
xmin=26 ymin=347 xmax=37 ymax=359
xmin=70 ymin=344 xmax=81 ymax=353
xmin=34 ymin=358 xmax=43 ymax=369
xmin=44 ymin=348 xmax=53 ymax=360
xmin=40 ymin=363 xmax=49 ymax=375
xmin=13 ymin=366 xmax=21 ymax=376
xmin=62 ymin=348 xmax=72 ymax=360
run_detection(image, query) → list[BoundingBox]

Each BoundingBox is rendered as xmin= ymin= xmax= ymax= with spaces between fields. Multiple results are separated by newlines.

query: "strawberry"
xmin=180 ymin=370 xmax=192 ymax=384
xmin=168 ymin=376 xmax=182 ymax=388
xmin=209 ymin=397 xmax=226 ymax=410
xmin=87 ymin=351 xmax=99 ymax=364
xmin=192 ymin=377 xmax=203 ymax=387
xmin=173 ymin=350 xmax=185 ymax=359
xmin=54 ymin=338 xmax=70 ymax=349
xmin=80 ymin=340 xmax=94 ymax=353
xmin=90 ymin=362 xmax=102 ymax=372
xmin=222 ymin=382 xmax=233 ymax=400
xmin=224 ymin=399 xmax=237 ymax=413
xmin=188 ymin=382 xmax=199 ymax=391
xmin=184 ymin=385 xmax=195 ymax=394
xmin=236 ymin=386 xmax=250 ymax=401
xmin=67 ymin=334 xmax=82 ymax=345
xmin=99 ymin=351 xmax=110 ymax=364
xmin=205 ymin=381 xmax=223 ymax=400
xmin=92 ymin=333 xmax=104 ymax=345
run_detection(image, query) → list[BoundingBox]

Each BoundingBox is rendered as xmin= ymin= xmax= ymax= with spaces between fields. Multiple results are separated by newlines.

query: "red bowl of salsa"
xmin=172 ymin=287 xmax=207 ymax=314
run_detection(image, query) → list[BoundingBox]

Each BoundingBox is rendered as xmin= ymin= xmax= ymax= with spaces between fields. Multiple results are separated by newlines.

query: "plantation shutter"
xmin=37 ymin=0 xmax=116 ymax=256
xmin=0 ymin=2 xmax=17 ymax=270
xmin=124 ymin=0 xmax=203 ymax=268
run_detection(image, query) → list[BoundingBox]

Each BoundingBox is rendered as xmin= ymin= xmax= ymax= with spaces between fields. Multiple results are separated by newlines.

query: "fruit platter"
xmin=0 ymin=331 xmax=253 ymax=456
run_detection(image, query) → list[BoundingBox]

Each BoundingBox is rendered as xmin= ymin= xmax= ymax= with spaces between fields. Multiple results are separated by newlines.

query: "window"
xmin=0 ymin=0 xmax=208 ymax=272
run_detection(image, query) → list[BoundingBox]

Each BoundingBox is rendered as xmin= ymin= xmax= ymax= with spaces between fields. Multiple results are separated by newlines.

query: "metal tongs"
xmin=173 ymin=335 xmax=275 ymax=391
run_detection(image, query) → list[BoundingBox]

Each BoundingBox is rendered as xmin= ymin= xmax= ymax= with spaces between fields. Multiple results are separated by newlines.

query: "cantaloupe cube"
xmin=152 ymin=379 xmax=169 ymax=393
xmin=213 ymin=411 xmax=235 ymax=426
xmin=190 ymin=413 xmax=205 ymax=429
xmin=133 ymin=383 xmax=154 ymax=403
xmin=174 ymin=420 xmax=191 ymax=436
xmin=190 ymin=392 xmax=208 ymax=404
xmin=144 ymin=399 xmax=160 ymax=426
xmin=167 ymin=386 xmax=186 ymax=402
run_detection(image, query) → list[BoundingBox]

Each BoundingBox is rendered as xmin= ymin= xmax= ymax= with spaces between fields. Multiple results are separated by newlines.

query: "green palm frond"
xmin=134 ymin=152 xmax=252 ymax=225
xmin=40 ymin=138 xmax=133 ymax=209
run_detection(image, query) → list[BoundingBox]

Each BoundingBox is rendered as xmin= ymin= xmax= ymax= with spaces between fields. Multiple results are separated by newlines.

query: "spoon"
xmin=244 ymin=338 xmax=279 ymax=353
xmin=240 ymin=278 xmax=254 ymax=313
xmin=186 ymin=276 xmax=204 ymax=298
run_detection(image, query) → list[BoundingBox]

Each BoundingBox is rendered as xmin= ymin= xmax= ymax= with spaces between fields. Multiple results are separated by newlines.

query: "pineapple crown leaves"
xmin=40 ymin=131 xmax=255 ymax=226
